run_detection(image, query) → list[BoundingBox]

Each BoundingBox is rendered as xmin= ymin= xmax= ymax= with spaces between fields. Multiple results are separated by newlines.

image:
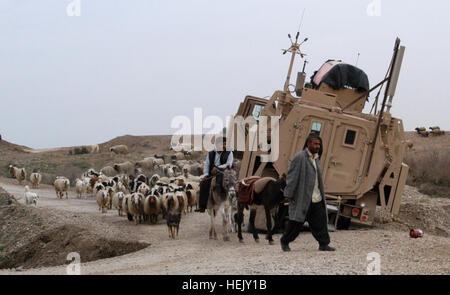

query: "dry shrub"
xmin=40 ymin=167 xmax=82 ymax=187
xmin=404 ymin=147 xmax=450 ymax=197
xmin=40 ymin=173 xmax=56 ymax=186
xmin=418 ymin=183 xmax=450 ymax=198
xmin=405 ymin=148 xmax=450 ymax=186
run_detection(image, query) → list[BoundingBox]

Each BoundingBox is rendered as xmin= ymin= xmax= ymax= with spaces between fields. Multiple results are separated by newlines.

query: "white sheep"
xmin=24 ymin=186 xmax=39 ymax=207
xmin=174 ymin=190 xmax=188 ymax=215
xmin=93 ymin=181 xmax=105 ymax=196
xmin=82 ymin=168 xmax=99 ymax=178
xmin=110 ymin=144 xmax=128 ymax=155
xmin=29 ymin=172 xmax=42 ymax=188
xmin=96 ymin=189 xmax=109 ymax=213
xmin=8 ymin=165 xmax=27 ymax=185
xmin=174 ymin=152 xmax=185 ymax=160
xmin=182 ymin=166 xmax=202 ymax=182
xmin=100 ymin=166 xmax=116 ymax=177
xmin=122 ymin=194 xmax=132 ymax=216
xmin=107 ymin=187 xmax=116 ymax=209
xmin=158 ymin=176 xmax=170 ymax=185
xmin=149 ymin=174 xmax=160 ymax=187
xmin=82 ymin=177 xmax=92 ymax=195
xmin=135 ymin=158 xmax=155 ymax=172
xmin=166 ymin=166 xmax=175 ymax=178
xmin=115 ymin=181 xmax=129 ymax=194
xmin=153 ymin=158 xmax=164 ymax=166
xmin=75 ymin=178 xmax=85 ymax=199
xmin=143 ymin=194 xmax=161 ymax=224
xmin=112 ymin=191 xmax=125 ymax=216
xmin=54 ymin=177 xmax=70 ymax=199
xmin=186 ymin=182 xmax=200 ymax=192
xmin=137 ymin=182 xmax=151 ymax=196
xmin=128 ymin=193 xmax=145 ymax=225
xmin=113 ymin=161 xmax=135 ymax=175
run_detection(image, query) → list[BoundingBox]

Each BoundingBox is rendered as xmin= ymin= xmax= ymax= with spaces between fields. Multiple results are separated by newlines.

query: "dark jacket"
xmin=207 ymin=150 xmax=231 ymax=175
xmin=284 ymin=148 xmax=328 ymax=223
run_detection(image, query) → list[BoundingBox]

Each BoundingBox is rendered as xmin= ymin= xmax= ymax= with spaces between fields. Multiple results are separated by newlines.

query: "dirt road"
xmin=0 ymin=178 xmax=449 ymax=275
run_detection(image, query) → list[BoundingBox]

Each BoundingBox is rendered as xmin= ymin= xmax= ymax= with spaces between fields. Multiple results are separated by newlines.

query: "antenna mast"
xmin=282 ymin=9 xmax=308 ymax=92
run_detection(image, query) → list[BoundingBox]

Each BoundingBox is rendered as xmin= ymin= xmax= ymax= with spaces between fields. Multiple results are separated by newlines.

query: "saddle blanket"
xmin=236 ymin=176 xmax=277 ymax=206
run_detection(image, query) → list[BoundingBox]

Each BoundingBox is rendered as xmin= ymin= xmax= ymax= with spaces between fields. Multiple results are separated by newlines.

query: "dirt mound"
xmin=375 ymin=185 xmax=450 ymax=237
xmin=0 ymin=225 xmax=146 ymax=269
xmin=0 ymin=186 xmax=149 ymax=270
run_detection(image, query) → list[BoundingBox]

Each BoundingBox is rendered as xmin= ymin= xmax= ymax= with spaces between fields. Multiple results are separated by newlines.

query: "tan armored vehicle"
xmin=229 ymin=34 xmax=408 ymax=229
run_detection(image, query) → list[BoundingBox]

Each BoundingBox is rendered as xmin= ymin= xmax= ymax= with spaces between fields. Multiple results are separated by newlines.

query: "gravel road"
xmin=0 ymin=178 xmax=448 ymax=275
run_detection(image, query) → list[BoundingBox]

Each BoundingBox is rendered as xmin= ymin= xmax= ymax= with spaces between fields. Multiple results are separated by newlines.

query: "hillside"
xmin=0 ymin=135 xmax=176 ymax=186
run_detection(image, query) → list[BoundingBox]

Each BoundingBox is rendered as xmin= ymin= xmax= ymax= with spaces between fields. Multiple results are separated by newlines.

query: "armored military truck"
xmin=229 ymin=35 xmax=408 ymax=230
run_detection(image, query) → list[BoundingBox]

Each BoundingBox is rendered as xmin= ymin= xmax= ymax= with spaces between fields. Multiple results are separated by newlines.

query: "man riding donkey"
xmin=196 ymin=136 xmax=233 ymax=213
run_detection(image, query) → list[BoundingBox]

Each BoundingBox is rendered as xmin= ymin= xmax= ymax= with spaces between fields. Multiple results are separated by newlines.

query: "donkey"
xmin=207 ymin=169 xmax=237 ymax=241
xmin=236 ymin=174 xmax=286 ymax=244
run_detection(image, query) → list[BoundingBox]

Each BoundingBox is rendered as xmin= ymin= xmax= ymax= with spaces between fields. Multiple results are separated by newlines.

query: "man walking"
xmin=280 ymin=133 xmax=335 ymax=252
xmin=195 ymin=136 xmax=233 ymax=213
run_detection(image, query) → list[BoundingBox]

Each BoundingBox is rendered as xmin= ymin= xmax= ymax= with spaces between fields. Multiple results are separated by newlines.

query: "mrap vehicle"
xmin=229 ymin=34 xmax=408 ymax=230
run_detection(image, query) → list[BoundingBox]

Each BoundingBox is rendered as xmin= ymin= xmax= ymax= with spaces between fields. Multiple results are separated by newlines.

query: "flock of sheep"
xmin=414 ymin=126 xmax=445 ymax=137
xmin=6 ymin=144 xmax=240 ymax=240
xmin=75 ymin=155 xmax=205 ymax=239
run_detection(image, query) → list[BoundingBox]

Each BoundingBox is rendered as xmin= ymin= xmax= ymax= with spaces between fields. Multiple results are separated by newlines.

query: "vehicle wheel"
xmin=336 ymin=216 xmax=351 ymax=230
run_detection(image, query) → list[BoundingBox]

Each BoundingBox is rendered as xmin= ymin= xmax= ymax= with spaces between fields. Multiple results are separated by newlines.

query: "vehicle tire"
xmin=336 ymin=216 xmax=351 ymax=230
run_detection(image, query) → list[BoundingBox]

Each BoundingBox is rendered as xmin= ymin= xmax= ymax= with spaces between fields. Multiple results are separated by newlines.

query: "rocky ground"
xmin=0 ymin=177 xmax=448 ymax=275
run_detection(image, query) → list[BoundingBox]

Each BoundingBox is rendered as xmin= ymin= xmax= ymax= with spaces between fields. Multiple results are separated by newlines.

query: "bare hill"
xmin=98 ymin=134 xmax=173 ymax=154
xmin=0 ymin=135 xmax=178 ymax=186
xmin=404 ymin=131 xmax=450 ymax=197
xmin=0 ymin=139 xmax=30 ymax=153
xmin=405 ymin=131 xmax=450 ymax=152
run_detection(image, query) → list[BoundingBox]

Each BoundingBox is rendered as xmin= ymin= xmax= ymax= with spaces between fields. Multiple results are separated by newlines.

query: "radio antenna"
xmin=355 ymin=52 xmax=360 ymax=66
xmin=282 ymin=8 xmax=308 ymax=91
xmin=297 ymin=9 xmax=306 ymax=34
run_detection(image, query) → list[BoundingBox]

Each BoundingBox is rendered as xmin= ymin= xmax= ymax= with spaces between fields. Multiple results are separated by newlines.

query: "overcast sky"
xmin=1 ymin=0 xmax=449 ymax=149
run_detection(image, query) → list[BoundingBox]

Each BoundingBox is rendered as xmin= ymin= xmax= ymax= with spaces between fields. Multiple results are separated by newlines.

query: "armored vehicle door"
xmin=322 ymin=122 xmax=369 ymax=195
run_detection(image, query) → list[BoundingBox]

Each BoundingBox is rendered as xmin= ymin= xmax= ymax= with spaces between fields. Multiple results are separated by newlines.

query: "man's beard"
xmin=309 ymin=147 xmax=319 ymax=154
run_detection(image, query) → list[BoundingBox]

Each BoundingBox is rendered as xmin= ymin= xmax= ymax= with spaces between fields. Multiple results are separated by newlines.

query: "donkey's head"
xmin=264 ymin=173 xmax=287 ymax=204
xmin=222 ymin=169 xmax=237 ymax=192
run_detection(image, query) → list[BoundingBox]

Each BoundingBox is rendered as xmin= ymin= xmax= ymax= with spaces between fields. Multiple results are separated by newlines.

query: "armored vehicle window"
xmin=344 ymin=129 xmax=357 ymax=146
xmin=252 ymin=105 xmax=263 ymax=121
xmin=311 ymin=121 xmax=322 ymax=134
